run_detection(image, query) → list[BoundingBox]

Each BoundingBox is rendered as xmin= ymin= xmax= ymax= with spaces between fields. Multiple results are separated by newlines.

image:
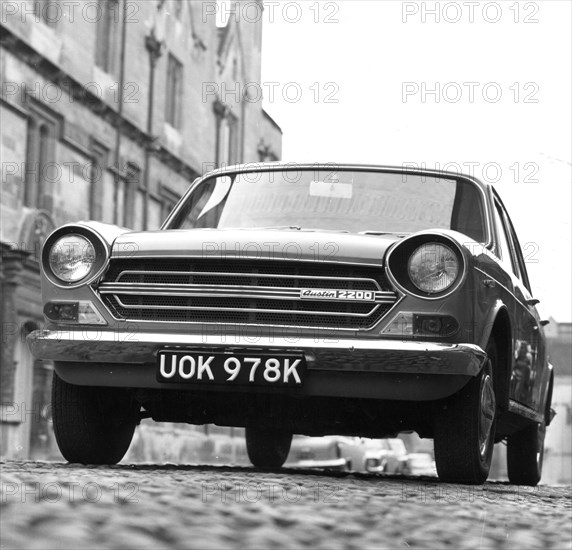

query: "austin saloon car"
xmin=28 ymin=163 xmax=554 ymax=485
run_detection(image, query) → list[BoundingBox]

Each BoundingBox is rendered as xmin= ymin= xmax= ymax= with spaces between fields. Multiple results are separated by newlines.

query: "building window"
xmin=124 ymin=163 xmax=141 ymax=228
xmin=215 ymin=104 xmax=238 ymax=167
xmin=24 ymin=108 xmax=58 ymax=211
xmin=218 ymin=115 xmax=238 ymax=166
xmin=33 ymin=0 xmax=59 ymax=28
xmin=89 ymin=141 xmax=108 ymax=220
xmin=165 ymin=53 xmax=183 ymax=128
xmin=95 ymin=0 xmax=120 ymax=75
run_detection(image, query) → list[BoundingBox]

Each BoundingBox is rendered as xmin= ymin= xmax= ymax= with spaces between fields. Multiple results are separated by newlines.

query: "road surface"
xmin=1 ymin=461 xmax=571 ymax=549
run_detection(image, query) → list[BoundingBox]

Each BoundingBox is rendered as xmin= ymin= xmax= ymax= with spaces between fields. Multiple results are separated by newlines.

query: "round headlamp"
xmin=407 ymin=242 xmax=459 ymax=294
xmin=48 ymin=234 xmax=96 ymax=283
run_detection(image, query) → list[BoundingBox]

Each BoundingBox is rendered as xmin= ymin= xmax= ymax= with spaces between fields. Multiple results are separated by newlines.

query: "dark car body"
xmin=28 ymin=164 xmax=554 ymax=484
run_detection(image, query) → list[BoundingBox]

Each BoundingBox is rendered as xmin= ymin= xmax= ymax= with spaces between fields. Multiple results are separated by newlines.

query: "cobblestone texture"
xmin=1 ymin=461 xmax=571 ymax=549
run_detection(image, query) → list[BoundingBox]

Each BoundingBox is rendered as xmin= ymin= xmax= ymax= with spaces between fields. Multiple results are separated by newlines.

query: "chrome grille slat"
xmin=99 ymin=283 xmax=397 ymax=303
xmin=114 ymin=296 xmax=380 ymax=317
xmin=116 ymin=269 xmax=383 ymax=288
xmin=99 ymin=258 xmax=399 ymax=329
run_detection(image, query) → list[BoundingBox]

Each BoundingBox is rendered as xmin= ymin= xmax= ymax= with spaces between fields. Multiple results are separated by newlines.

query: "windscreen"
xmin=166 ymin=169 xmax=486 ymax=242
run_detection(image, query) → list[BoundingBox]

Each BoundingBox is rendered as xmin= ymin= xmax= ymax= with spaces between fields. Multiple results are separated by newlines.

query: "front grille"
xmin=98 ymin=258 xmax=398 ymax=329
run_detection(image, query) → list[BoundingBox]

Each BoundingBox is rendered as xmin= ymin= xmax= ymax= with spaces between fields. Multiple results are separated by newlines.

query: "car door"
xmin=493 ymin=191 xmax=544 ymax=410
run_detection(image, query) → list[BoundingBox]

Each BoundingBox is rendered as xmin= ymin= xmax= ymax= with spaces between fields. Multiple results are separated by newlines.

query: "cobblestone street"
xmin=1 ymin=461 xmax=571 ymax=549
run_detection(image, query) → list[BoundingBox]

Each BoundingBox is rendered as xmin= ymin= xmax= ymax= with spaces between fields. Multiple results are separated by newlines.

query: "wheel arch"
xmin=485 ymin=306 xmax=512 ymax=414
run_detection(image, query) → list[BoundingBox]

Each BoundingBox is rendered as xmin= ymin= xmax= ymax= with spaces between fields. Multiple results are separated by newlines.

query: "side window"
xmin=493 ymin=201 xmax=518 ymax=276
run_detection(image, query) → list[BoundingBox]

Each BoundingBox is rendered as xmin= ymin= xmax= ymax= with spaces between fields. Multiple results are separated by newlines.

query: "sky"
xmin=239 ymin=0 xmax=572 ymax=322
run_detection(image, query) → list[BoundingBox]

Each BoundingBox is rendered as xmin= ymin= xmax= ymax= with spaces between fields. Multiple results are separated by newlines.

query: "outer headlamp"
xmin=407 ymin=242 xmax=459 ymax=294
xmin=48 ymin=234 xmax=96 ymax=283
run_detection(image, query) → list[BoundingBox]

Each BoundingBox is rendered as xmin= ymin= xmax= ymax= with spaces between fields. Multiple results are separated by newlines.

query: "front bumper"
xmin=27 ymin=329 xmax=486 ymax=400
xmin=285 ymin=457 xmax=348 ymax=471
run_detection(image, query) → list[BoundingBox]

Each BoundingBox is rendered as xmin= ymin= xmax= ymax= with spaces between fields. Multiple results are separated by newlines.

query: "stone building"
xmin=0 ymin=0 xmax=282 ymax=459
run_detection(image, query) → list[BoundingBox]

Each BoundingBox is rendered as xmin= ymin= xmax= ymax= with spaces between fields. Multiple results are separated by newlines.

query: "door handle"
xmin=540 ymin=319 xmax=550 ymax=327
xmin=526 ymin=298 xmax=540 ymax=306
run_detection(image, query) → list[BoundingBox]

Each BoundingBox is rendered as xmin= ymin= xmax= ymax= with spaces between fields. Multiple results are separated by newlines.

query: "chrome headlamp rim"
xmin=42 ymin=225 xmax=110 ymax=288
xmin=385 ymin=233 xmax=466 ymax=300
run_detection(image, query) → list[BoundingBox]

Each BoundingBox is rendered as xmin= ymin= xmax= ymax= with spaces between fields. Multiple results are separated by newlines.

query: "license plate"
xmin=156 ymin=351 xmax=305 ymax=387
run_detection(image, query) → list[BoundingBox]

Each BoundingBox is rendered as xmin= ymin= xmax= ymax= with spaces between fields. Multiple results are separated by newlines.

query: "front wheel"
xmin=507 ymin=420 xmax=545 ymax=486
xmin=245 ymin=425 xmax=292 ymax=468
xmin=433 ymin=342 xmax=497 ymax=484
xmin=52 ymin=371 xmax=138 ymax=464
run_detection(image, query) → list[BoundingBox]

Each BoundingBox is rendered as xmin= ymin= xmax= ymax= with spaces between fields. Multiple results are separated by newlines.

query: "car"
xmin=403 ymin=453 xmax=437 ymax=477
xmin=360 ymin=438 xmax=408 ymax=474
xmin=285 ymin=435 xmax=364 ymax=471
xmin=387 ymin=438 xmax=409 ymax=471
xmin=28 ymin=163 xmax=554 ymax=485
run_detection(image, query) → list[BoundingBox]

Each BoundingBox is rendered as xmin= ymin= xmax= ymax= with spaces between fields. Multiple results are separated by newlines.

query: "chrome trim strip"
xmin=101 ymin=284 xmax=301 ymax=297
xmin=113 ymin=296 xmax=380 ymax=317
xmin=474 ymin=267 xmax=532 ymax=312
xmin=99 ymin=283 xmax=397 ymax=303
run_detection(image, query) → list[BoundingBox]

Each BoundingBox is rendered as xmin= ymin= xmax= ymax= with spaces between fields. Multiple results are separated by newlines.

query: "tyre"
xmin=52 ymin=371 xmax=138 ymax=465
xmin=245 ymin=424 xmax=292 ymax=468
xmin=433 ymin=340 xmax=497 ymax=484
xmin=507 ymin=420 xmax=545 ymax=486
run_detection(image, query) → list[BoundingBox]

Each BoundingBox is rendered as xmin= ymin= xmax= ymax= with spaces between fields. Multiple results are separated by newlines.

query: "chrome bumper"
xmin=285 ymin=458 xmax=348 ymax=470
xmin=28 ymin=328 xmax=485 ymax=376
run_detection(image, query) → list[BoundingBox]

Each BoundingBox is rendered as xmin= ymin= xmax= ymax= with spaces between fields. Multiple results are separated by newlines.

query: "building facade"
xmin=543 ymin=318 xmax=572 ymax=485
xmin=0 ymin=0 xmax=282 ymax=459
